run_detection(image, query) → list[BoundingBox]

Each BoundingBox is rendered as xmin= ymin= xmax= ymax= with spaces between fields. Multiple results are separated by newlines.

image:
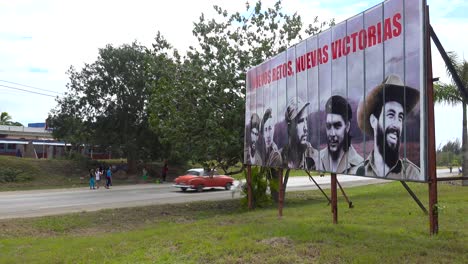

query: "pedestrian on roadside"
xmin=95 ymin=167 xmax=101 ymax=189
xmin=142 ymin=167 xmax=148 ymax=182
xmin=105 ymin=166 xmax=112 ymax=189
xmin=89 ymin=169 xmax=96 ymax=190
xmin=162 ymin=160 xmax=168 ymax=182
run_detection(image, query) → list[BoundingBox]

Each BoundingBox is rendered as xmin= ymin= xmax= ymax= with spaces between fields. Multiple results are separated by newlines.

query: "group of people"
xmin=246 ymin=74 xmax=421 ymax=181
xmin=89 ymin=166 xmax=113 ymax=189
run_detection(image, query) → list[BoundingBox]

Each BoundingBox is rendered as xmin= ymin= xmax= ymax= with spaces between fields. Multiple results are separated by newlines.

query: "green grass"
xmin=0 ymin=182 xmax=466 ymax=263
xmin=0 ymin=156 xmax=187 ymax=192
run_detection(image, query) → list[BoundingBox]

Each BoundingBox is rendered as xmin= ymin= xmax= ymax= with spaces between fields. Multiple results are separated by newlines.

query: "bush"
xmin=0 ymin=168 xmax=32 ymax=183
xmin=241 ymin=166 xmax=271 ymax=208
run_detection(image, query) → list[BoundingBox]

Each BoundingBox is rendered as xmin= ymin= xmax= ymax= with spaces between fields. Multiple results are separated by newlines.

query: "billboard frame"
xmin=244 ymin=1 xmax=467 ymax=235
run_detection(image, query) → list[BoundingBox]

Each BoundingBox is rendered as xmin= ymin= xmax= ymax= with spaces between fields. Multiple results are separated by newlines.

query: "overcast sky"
xmin=1 ymin=0 xmax=467 ymax=147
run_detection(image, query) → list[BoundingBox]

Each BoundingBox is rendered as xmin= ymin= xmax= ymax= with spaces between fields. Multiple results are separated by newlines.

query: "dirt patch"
xmin=297 ymin=243 xmax=321 ymax=259
xmin=259 ymin=237 xmax=294 ymax=247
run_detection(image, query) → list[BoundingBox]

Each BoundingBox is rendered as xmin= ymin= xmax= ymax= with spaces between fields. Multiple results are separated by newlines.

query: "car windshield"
xmin=185 ymin=170 xmax=200 ymax=176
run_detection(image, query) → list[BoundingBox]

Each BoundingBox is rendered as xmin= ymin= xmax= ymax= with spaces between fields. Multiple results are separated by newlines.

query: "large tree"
xmin=434 ymin=51 xmax=468 ymax=185
xmin=49 ymin=42 xmax=171 ymax=172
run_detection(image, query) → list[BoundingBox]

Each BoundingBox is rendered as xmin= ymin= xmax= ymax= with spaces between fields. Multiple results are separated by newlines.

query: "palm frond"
xmin=434 ymin=83 xmax=462 ymax=106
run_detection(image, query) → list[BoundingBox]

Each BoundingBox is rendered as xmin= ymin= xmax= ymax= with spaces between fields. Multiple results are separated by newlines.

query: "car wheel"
xmin=181 ymin=187 xmax=187 ymax=192
xmin=225 ymin=182 xmax=232 ymax=190
xmin=196 ymin=184 xmax=204 ymax=192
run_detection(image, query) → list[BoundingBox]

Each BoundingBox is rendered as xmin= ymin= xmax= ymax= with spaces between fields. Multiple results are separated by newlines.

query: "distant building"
xmin=0 ymin=125 xmax=65 ymax=158
xmin=0 ymin=125 xmax=112 ymax=159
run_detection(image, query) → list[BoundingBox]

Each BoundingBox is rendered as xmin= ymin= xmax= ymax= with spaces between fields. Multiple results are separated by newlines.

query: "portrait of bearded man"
xmin=282 ymin=98 xmax=319 ymax=170
xmin=350 ymin=74 xmax=421 ymax=181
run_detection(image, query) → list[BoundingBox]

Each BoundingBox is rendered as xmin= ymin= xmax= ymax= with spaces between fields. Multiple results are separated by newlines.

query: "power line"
xmin=0 ymin=84 xmax=57 ymax=98
xmin=0 ymin=79 xmax=61 ymax=94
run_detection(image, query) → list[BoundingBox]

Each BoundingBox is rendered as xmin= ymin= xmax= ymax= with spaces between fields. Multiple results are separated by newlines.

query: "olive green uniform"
xmin=319 ymin=145 xmax=363 ymax=173
xmin=350 ymin=150 xmax=421 ymax=181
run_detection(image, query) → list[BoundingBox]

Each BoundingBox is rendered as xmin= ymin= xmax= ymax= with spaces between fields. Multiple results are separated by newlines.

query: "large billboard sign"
xmin=244 ymin=0 xmax=427 ymax=182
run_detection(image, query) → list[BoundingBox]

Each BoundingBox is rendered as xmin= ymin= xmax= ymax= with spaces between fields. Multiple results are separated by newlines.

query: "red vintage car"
xmin=173 ymin=168 xmax=234 ymax=192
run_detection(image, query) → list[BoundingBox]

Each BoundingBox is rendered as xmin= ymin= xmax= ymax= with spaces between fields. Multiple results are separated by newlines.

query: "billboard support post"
xmin=400 ymin=181 xmax=428 ymax=214
xmin=278 ymin=168 xmax=284 ymax=218
xmin=247 ymin=165 xmax=253 ymax=210
xmin=337 ymin=179 xmax=353 ymax=208
xmin=305 ymin=170 xmax=331 ymax=204
xmin=425 ymin=5 xmax=438 ymax=235
xmin=331 ymin=173 xmax=338 ymax=224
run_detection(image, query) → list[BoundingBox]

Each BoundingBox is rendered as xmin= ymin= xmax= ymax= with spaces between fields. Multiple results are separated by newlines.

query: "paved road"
xmin=0 ymin=169 xmax=459 ymax=220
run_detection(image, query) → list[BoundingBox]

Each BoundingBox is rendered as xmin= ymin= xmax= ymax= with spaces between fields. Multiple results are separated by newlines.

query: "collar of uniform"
xmin=367 ymin=150 xmax=403 ymax=176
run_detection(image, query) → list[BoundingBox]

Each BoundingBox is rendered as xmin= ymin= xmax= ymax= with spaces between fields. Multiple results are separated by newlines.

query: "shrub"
xmin=0 ymin=168 xmax=32 ymax=183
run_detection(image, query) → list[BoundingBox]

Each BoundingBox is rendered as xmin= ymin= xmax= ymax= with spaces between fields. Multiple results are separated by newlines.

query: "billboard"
xmin=244 ymin=0 xmax=427 ymax=182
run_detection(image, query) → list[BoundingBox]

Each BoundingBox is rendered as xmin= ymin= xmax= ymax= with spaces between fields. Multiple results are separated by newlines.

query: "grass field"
xmin=0 ymin=182 xmax=466 ymax=263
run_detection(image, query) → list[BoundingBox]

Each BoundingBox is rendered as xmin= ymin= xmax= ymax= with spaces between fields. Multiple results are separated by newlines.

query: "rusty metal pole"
xmin=278 ymin=168 xmax=284 ymax=218
xmin=247 ymin=165 xmax=253 ymax=210
xmin=426 ymin=5 xmax=438 ymax=235
xmin=336 ymin=179 xmax=353 ymax=208
xmin=331 ymin=173 xmax=338 ymax=224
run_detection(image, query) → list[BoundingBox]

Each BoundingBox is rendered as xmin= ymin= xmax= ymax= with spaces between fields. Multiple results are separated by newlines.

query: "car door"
xmin=201 ymin=170 xmax=216 ymax=187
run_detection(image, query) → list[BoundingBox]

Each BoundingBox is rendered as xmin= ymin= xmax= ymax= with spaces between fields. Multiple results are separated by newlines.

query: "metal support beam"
xmin=305 ymin=170 xmax=331 ymax=204
xmin=437 ymin=176 xmax=468 ymax=181
xmin=400 ymin=181 xmax=428 ymax=215
xmin=337 ymin=179 xmax=353 ymax=208
xmin=247 ymin=165 xmax=253 ymax=210
xmin=331 ymin=173 xmax=338 ymax=224
xmin=278 ymin=168 xmax=284 ymax=218
xmin=426 ymin=6 xmax=439 ymax=235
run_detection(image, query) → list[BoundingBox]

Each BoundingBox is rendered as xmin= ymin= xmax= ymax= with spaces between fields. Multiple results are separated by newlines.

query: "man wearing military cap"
xmin=320 ymin=95 xmax=363 ymax=173
xmin=244 ymin=113 xmax=260 ymax=165
xmin=259 ymin=108 xmax=282 ymax=167
xmin=350 ymin=74 xmax=421 ymax=181
xmin=282 ymin=97 xmax=319 ymax=170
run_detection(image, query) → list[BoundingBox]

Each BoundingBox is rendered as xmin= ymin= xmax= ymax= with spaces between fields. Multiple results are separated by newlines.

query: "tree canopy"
xmin=0 ymin=112 xmax=23 ymax=126
xmin=50 ymin=0 xmax=332 ymax=176
xmin=49 ymin=42 xmax=173 ymax=172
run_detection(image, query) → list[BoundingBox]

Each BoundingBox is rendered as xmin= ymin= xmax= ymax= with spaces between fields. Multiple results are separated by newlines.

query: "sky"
xmin=0 ymin=0 xmax=467 ymax=147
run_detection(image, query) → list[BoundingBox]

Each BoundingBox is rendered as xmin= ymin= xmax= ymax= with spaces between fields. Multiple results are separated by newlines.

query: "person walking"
xmin=105 ymin=167 xmax=112 ymax=189
xmin=89 ymin=169 xmax=96 ymax=190
xmin=95 ymin=167 xmax=101 ymax=189
xmin=162 ymin=160 xmax=168 ymax=182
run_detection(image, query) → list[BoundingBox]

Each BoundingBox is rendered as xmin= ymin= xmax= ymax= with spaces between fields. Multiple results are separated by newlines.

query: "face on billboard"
xmin=264 ymin=117 xmax=274 ymax=149
xmin=297 ymin=110 xmax=308 ymax=145
xmin=326 ymin=113 xmax=349 ymax=157
xmin=372 ymin=101 xmax=404 ymax=167
xmin=250 ymin=127 xmax=259 ymax=151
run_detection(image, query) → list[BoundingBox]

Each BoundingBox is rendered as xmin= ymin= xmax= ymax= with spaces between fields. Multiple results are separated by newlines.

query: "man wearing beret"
xmin=244 ymin=113 xmax=260 ymax=165
xmin=282 ymin=98 xmax=319 ymax=170
xmin=259 ymin=108 xmax=282 ymax=167
xmin=350 ymin=74 xmax=421 ymax=181
xmin=320 ymin=95 xmax=363 ymax=173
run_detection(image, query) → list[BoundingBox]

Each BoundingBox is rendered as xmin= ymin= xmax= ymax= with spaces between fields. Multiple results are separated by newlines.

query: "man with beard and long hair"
xmin=258 ymin=108 xmax=282 ymax=167
xmin=244 ymin=113 xmax=260 ymax=165
xmin=282 ymin=98 xmax=319 ymax=170
xmin=351 ymin=74 xmax=421 ymax=180
xmin=320 ymin=95 xmax=363 ymax=173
